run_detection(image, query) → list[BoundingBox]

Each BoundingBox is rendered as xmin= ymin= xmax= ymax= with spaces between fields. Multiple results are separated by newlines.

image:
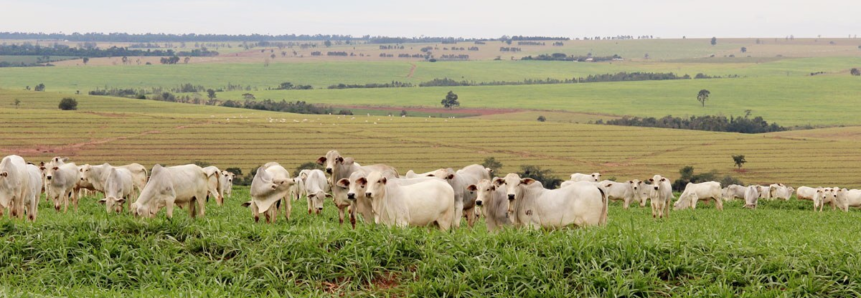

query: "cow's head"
xmin=650 ymin=175 xmax=665 ymax=191
xmin=98 ymin=196 xmax=126 ymax=214
xmin=317 ymin=150 xmax=345 ymax=175
xmin=469 ymin=179 xmax=499 ymax=208
xmin=591 ymin=173 xmax=601 ymax=182
xmin=497 ymin=173 xmax=535 ymax=213
xmin=629 ymin=179 xmax=642 ymax=191
xmin=223 ymin=172 xmax=235 ymax=183
xmin=427 ymin=168 xmax=455 ymax=180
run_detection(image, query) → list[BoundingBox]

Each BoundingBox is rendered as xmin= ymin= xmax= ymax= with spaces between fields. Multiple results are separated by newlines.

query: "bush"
xmin=518 ymin=165 xmax=562 ymax=188
xmin=294 ymin=162 xmax=324 ymax=177
xmin=58 ymin=97 xmax=78 ymax=110
xmin=719 ymin=175 xmax=744 ymax=188
xmin=672 ymin=166 xmax=718 ymax=192
xmin=537 ymin=115 xmax=546 ymax=122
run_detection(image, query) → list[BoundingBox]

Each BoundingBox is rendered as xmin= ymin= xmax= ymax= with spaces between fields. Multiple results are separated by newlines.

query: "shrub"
xmin=537 ymin=115 xmax=546 ymax=122
xmin=58 ymin=97 xmax=78 ymax=110
xmin=518 ymin=165 xmax=562 ymax=188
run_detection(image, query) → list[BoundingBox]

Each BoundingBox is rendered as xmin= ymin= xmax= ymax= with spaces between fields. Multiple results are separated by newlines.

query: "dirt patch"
xmin=333 ymin=105 xmax=522 ymax=116
xmin=406 ymin=63 xmax=416 ymax=78
xmin=2 ymin=124 xmax=190 ymax=157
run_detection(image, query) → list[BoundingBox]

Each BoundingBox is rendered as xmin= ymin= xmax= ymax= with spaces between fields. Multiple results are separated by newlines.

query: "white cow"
xmin=317 ymin=150 xmax=398 ymax=227
xmin=80 ymin=163 xmax=147 ymax=199
xmin=744 ymin=185 xmax=759 ymax=209
xmin=796 ymin=186 xmax=817 ymax=201
xmin=98 ymin=167 xmax=135 ymax=214
xmin=758 ymin=185 xmax=772 ymax=200
xmin=243 ymin=162 xmax=295 ymax=223
xmin=135 ymin=164 xmax=211 ymax=219
xmin=467 ymin=178 xmax=510 ymax=232
xmin=364 ymin=171 xmax=455 ymax=231
xmin=290 ymin=170 xmax=308 ymax=202
xmin=813 ymin=187 xmax=837 ymax=212
xmin=570 ymin=172 xmax=601 ymax=182
xmin=601 ymin=180 xmax=644 ymax=209
xmin=23 ymin=164 xmax=42 ymax=221
xmin=422 ymin=165 xmax=492 ymax=228
xmin=673 ymin=181 xmax=723 ymax=211
xmin=835 ymin=188 xmax=861 ymax=212
xmin=303 ymin=169 xmax=330 ymax=215
xmin=769 ymin=184 xmax=793 ymax=201
xmin=335 ymin=168 xmax=401 ymax=226
xmin=722 ymin=184 xmax=746 ymax=201
xmin=43 ymin=160 xmax=80 ymax=213
xmin=500 ymin=173 xmax=607 ymax=229
xmin=221 ymin=171 xmax=236 ymax=199
xmin=648 ymin=175 xmax=673 ymax=219
xmin=0 ymin=155 xmax=31 ymax=219
xmin=202 ymin=166 xmax=224 ymax=205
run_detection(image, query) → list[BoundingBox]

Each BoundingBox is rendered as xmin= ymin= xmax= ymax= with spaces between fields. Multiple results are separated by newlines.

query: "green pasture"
xmin=1 ymin=188 xmax=859 ymax=296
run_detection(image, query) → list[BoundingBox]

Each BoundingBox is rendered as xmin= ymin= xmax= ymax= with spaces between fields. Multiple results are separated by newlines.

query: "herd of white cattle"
xmin=0 ymin=151 xmax=855 ymax=230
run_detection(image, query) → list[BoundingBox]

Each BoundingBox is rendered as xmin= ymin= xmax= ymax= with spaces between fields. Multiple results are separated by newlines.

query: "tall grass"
xmin=1 ymin=189 xmax=859 ymax=296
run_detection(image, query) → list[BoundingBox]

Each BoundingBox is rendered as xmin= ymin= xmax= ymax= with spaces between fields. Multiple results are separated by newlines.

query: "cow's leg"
xmin=715 ymin=197 xmax=724 ymax=211
xmin=350 ymin=207 xmax=357 ymax=229
xmin=338 ymin=206 xmax=346 ymax=225
xmin=285 ymin=197 xmax=292 ymax=221
xmin=623 ymin=197 xmax=630 ymax=209
xmin=664 ymin=200 xmax=671 ymax=219
xmin=464 ymin=207 xmax=475 ymax=228
xmin=452 ymin=199 xmax=463 ymax=229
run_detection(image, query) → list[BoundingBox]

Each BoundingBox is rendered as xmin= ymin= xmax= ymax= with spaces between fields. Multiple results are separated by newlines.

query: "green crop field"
xmin=2 ymin=36 xmax=861 ymax=296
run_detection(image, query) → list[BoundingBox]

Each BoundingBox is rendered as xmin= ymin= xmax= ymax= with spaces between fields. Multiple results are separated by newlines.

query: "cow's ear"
xmin=61 ymin=157 xmax=69 ymax=163
xmin=316 ymin=157 xmax=326 ymax=165
xmin=335 ymin=156 xmax=345 ymax=163
xmin=648 ymin=178 xmax=654 ymax=182
xmin=492 ymin=177 xmax=505 ymax=187
xmin=487 ymin=169 xmax=493 ymax=175
xmin=97 ymin=199 xmax=106 ymax=204
xmin=325 ymin=194 xmax=332 ymax=198
xmin=356 ymin=177 xmax=367 ymax=185
xmin=605 ymin=183 xmax=612 ymax=188
xmin=446 ymin=173 xmax=455 ymax=180
xmin=0 ymin=172 xmax=7 ymax=177
xmin=628 ymin=180 xmax=633 ymax=184
xmin=336 ymin=178 xmax=350 ymax=188
xmin=521 ymin=178 xmax=536 ymax=185
xmin=660 ymin=178 xmax=666 ymax=182
xmin=52 ymin=167 xmax=59 ymax=171
xmin=39 ymin=161 xmax=45 ymax=167
xmin=466 ymin=185 xmax=477 ymax=192
xmin=116 ymin=198 xmax=125 ymax=204
xmin=241 ymin=201 xmax=252 ymax=208
xmin=381 ymin=177 xmax=387 ymax=184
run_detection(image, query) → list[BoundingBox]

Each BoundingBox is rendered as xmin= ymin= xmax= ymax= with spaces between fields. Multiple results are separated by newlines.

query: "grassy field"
xmin=1 ymin=186 xmax=860 ymax=296
xmin=3 ymin=89 xmax=861 ymax=188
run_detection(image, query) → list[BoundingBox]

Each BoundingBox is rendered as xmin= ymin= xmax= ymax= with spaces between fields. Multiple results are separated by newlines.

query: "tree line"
xmin=417 ymin=71 xmax=724 ymax=87
xmin=0 ymin=32 xmax=358 ymax=42
xmin=0 ymin=43 xmax=218 ymax=57
xmin=521 ymin=53 xmax=621 ymax=62
xmin=600 ymin=114 xmax=787 ymax=134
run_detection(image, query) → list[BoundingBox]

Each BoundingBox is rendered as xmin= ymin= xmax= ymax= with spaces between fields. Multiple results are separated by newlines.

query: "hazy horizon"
xmin=1 ymin=0 xmax=859 ymax=39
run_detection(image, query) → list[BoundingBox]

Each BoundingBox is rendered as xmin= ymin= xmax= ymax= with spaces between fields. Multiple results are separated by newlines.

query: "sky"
xmin=1 ymin=0 xmax=859 ymax=38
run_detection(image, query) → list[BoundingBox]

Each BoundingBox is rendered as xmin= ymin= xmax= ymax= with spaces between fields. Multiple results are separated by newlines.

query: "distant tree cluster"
xmin=438 ymin=54 xmax=469 ymax=61
xmin=58 ymin=97 xmax=78 ymax=110
xmin=506 ymin=35 xmax=568 ymax=41
xmin=0 ymin=43 xmax=218 ymax=57
xmin=417 ymin=71 xmax=710 ymax=87
xmin=517 ymin=41 xmax=546 ymax=46
xmin=326 ymin=51 xmax=349 ymax=56
xmin=159 ymin=56 xmax=181 ymax=64
xmin=221 ymin=99 xmax=336 ymax=114
xmin=273 ymin=82 xmax=313 ymax=90
xmin=327 ymin=81 xmax=413 ymax=89
xmin=0 ymin=32 xmax=357 ymax=42
xmin=378 ymin=45 xmax=405 ymax=50
xmin=851 ymin=68 xmax=860 ymax=76
xmin=602 ymin=114 xmax=787 ymax=134
xmin=552 ymin=42 xmax=564 ymax=46
xmin=672 ymin=166 xmax=718 ymax=192
xmin=518 ymin=165 xmax=563 ymax=189
xmin=499 ymin=47 xmax=522 ymax=52
xmin=521 ymin=53 xmax=621 ymax=62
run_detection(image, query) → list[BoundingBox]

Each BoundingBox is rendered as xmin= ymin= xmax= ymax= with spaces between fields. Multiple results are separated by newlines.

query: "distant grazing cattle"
xmin=744 ymin=185 xmax=759 ymax=209
xmin=796 ymin=186 xmax=817 ymax=201
xmin=722 ymin=184 xmax=746 ymax=201
xmin=673 ymin=181 xmax=723 ymax=211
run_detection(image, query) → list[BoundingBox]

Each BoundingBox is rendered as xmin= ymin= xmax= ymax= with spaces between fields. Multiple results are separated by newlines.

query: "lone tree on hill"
xmin=741 ymin=47 xmax=747 ymax=53
xmin=324 ymin=40 xmax=332 ymax=48
xmin=711 ymin=37 xmax=717 ymax=45
xmin=441 ymin=91 xmax=460 ymax=109
xmin=851 ymin=68 xmax=860 ymax=76
xmin=697 ymin=89 xmax=711 ymax=107
xmin=82 ymin=57 xmax=89 ymax=65
xmin=537 ymin=115 xmax=546 ymax=122
xmin=207 ymin=89 xmax=217 ymax=100
xmin=34 ymin=83 xmax=45 ymax=92
xmin=732 ymin=155 xmax=747 ymax=169
xmin=58 ymin=97 xmax=78 ymax=110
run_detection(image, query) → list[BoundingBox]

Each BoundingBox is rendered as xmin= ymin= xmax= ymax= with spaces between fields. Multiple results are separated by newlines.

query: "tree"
xmin=740 ymin=47 xmax=747 ymax=53
xmin=58 ymin=97 xmax=78 ymax=110
xmin=440 ymin=91 xmax=460 ymax=109
xmin=207 ymin=89 xmax=216 ymax=100
xmin=242 ymin=93 xmax=255 ymax=100
xmin=852 ymin=68 xmax=860 ymax=76
xmin=537 ymin=115 xmax=546 ymax=122
xmin=184 ymin=57 xmax=191 ymax=64
xmin=34 ymin=83 xmax=45 ymax=91
xmin=710 ymin=37 xmax=717 ymax=45
xmin=324 ymin=40 xmax=332 ymax=47
xmin=732 ymin=155 xmax=747 ymax=169
xmin=518 ymin=165 xmax=562 ymax=188
xmin=82 ymin=57 xmax=89 ymax=65
xmin=400 ymin=109 xmax=408 ymax=117
xmin=482 ymin=157 xmax=503 ymax=174
xmin=13 ymin=99 xmax=20 ymax=108
xmin=293 ymin=162 xmax=324 ymax=177
xmin=696 ymin=89 xmax=710 ymax=107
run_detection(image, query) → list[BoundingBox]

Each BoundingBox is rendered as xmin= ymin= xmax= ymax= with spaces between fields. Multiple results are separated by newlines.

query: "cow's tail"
xmin=598 ymin=186 xmax=608 ymax=226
